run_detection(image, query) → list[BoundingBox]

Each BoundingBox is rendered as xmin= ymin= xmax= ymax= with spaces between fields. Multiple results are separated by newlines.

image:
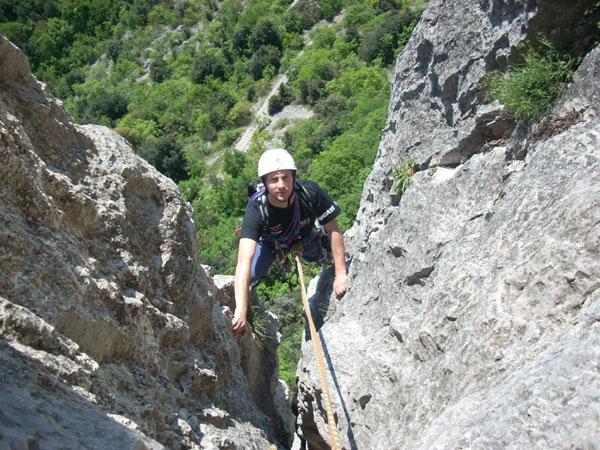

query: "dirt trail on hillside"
xmin=232 ymin=11 xmax=345 ymax=154
xmin=234 ymin=74 xmax=288 ymax=152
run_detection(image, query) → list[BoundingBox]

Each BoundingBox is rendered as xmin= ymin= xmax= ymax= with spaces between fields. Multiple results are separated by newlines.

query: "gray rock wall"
xmin=0 ymin=36 xmax=290 ymax=449
xmin=296 ymin=1 xmax=600 ymax=448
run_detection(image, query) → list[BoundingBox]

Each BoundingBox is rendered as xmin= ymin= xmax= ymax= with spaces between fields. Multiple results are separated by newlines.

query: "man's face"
xmin=265 ymin=170 xmax=294 ymax=205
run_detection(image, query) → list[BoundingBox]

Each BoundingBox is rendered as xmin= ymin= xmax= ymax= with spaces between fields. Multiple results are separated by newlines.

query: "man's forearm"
xmin=234 ymin=268 xmax=250 ymax=318
xmin=330 ymin=229 xmax=346 ymax=277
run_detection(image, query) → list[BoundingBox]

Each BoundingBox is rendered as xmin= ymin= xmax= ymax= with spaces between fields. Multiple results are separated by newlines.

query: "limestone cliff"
xmin=0 ymin=35 xmax=291 ymax=450
xmin=296 ymin=1 xmax=600 ymax=448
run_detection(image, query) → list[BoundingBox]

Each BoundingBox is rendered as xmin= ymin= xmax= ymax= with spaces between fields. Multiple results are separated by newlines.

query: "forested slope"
xmin=1 ymin=0 xmax=424 ymax=273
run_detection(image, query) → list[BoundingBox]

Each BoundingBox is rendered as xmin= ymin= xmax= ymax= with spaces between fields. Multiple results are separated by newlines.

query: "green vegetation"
xmin=256 ymin=261 xmax=319 ymax=397
xmin=278 ymin=325 xmax=303 ymax=390
xmin=393 ymin=157 xmax=416 ymax=197
xmin=248 ymin=301 xmax=275 ymax=351
xmin=484 ymin=37 xmax=577 ymax=121
xmin=2 ymin=0 xmax=425 ymax=397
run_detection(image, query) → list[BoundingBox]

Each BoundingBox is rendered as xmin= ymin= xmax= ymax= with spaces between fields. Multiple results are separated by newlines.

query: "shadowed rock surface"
xmin=0 ymin=35 xmax=292 ymax=450
xmin=296 ymin=0 xmax=600 ymax=448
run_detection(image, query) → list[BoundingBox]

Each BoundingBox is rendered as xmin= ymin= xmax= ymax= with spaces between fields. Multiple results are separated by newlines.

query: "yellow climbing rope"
xmin=295 ymin=255 xmax=341 ymax=450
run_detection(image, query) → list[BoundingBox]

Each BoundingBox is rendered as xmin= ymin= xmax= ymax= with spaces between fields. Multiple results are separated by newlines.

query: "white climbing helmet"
xmin=257 ymin=148 xmax=297 ymax=178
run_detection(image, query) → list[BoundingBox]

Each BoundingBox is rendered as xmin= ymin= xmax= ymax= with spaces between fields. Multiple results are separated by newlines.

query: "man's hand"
xmin=232 ymin=311 xmax=248 ymax=334
xmin=323 ymin=219 xmax=348 ymax=299
xmin=333 ymin=273 xmax=348 ymax=299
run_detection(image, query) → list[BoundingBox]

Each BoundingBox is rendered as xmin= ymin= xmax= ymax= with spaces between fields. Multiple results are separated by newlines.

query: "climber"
xmin=232 ymin=148 xmax=348 ymax=334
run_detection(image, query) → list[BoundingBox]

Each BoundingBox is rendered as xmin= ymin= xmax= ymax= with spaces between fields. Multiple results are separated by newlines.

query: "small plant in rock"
xmin=393 ymin=157 xmax=416 ymax=197
xmin=427 ymin=166 xmax=438 ymax=176
xmin=248 ymin=303 xmax=274 ymax=351
xmin=484 ymin=37 xmax=577 ymax=121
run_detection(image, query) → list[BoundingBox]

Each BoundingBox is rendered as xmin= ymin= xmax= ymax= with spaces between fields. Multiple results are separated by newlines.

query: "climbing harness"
xmin=295 ymin=255 xmax=341 ymax=450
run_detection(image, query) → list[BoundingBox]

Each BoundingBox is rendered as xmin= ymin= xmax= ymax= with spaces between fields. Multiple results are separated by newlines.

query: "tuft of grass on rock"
xmin=248 ymin=303 xmax=274 ymax=351
xmin=393 ymin=157 xmax=416 ymax=197
xmin=484 ymin=37 xmax=577 ymax=121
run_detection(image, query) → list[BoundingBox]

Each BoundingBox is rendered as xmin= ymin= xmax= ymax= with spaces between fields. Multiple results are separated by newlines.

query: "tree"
xmin=0 ymin=21 xmax=29 ymax=50
xmin=251 ymin=19 xmax=282 ymax=51
xmin=150 ymin=58 xmax=171 ymax=83
xmin=268 ymin=93 xmax=283 ymax=115
xmin=191 ymin=48 xmax=228 ymax=83
xmin=288 ymin=0 xmax=322 ymax=30
xmin=222 ymin=150 xmax=247 ymax=177
xmin=298 ymin=78 xmax=326 ymax=104
xmin=81 ymin=89 xmax=128 ymax=125
xmin=359 ymin=11 xmax=417 ymax=65
xmin=232 ymin=24 xmax=252 ymax=56
xmin=138 ymin=135 xmax=187 ymax=183
xmin=147 ymin=4 xmax=177 ymax=27
xmin=248 ymin=45 xmax=281 ymax=80
xmin=206 ymin=91 xmax=237 ymax=130
xmin=58 ymin=0 xmax=114 ymax=35
xmin=30 ymin=18 xmax=74 ymax=64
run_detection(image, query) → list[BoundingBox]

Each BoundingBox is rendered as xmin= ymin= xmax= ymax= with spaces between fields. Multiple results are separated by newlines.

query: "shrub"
xmin=116 ymin=115 xmax=159 ymax=147
xmin=248 ymin=302 xmax=275 ymax=351
xmin=276 ymin=319 xmax=302 ymax=393
xmin=228 ymin=102 xmax=253 ymax=127
xmin=222 ymin=150 xmax=247 ymax=177
xmin=484 ymin=38 xmax=577 ymax=121
xmin=268 ymin=93 xmax=284 ymax=115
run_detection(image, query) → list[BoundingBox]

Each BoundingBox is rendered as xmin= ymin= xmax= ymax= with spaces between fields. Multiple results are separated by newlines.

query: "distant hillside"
xmin=0 ymin=0 xmax=426 ymax=274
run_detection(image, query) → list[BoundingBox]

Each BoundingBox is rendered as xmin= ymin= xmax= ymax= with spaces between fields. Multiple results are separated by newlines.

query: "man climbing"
xmin=232 ymin=148 xmax=348 ymax=334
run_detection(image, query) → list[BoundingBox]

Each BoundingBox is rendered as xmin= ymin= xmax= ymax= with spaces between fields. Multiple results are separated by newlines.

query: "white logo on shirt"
xmin=318 ymin=205 xmax=336 ymax=222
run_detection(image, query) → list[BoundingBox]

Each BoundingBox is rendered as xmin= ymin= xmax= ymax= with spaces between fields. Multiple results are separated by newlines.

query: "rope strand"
xmin=295 ymin=256 xmax=341 ymax=450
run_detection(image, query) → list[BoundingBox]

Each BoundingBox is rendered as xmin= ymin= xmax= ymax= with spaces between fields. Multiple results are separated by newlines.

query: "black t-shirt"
xmin=240 ymin=179 xmax=340 ymax=242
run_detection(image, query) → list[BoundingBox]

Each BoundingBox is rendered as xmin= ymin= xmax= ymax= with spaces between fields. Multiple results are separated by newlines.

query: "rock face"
xmin=296 ymin=1 xmax=600 ymax=449
xmin=0 ymin=36 xmax=291 ymax=449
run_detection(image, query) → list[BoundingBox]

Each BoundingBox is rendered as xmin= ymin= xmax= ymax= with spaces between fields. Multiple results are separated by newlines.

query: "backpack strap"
xmin=250 ymin=188 xmax=270 ymax=225
xmin=295 ymin=180 xmax=314 ymax=220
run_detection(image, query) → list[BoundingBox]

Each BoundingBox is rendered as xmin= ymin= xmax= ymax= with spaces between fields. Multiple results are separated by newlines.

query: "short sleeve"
xmin=240 ymin=200 xmax=264 ymax=241
xmin=302 ymin=180 xmax=340 ymax=225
